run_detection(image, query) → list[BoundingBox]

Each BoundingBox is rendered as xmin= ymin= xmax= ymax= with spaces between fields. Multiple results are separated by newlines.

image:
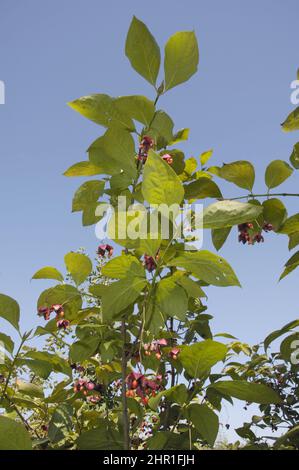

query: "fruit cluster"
xmin=137 ymin=135 xmax=154 ymax=163
xmin=73 ymin=379 xmax=103 ymax=404
xmin=143 ymin=338 xmax=168 ymax=360
xmin=37 ymin=304 xmax=70 ymax=330
xmin=161 ymin=153 xmax=173 ymax=165
xmin=143 ymin=253 xmax=159 ymax=272
xmin=97 ymin=244 xmax=114 ymax=257
xmin=126 ymin=372 xmax=163 ymax=405
xmin=238 ymin=222 xmax=273 ymax=245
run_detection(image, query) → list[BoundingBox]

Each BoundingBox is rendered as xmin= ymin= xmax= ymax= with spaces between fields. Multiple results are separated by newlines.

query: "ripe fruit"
xmin=132 ymin=380 xmax=138 ymax=389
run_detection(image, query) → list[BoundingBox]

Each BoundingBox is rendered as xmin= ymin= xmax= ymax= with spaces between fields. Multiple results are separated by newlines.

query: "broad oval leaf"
xmin=203 ymin=200 xmax=263 ymax=229
xmin=102 ymin=254 xmax=145 ymax=279
xmin=142 ymin=150 xmax=184 ymax=205
xmin=167 ymin=250 xmax=240 ymax=287
xmin=0 ymin=293 xmax=20 ymax=330
xmin=164 ymin=31 xmax=199 ymax=91
xmin=281 ymin=106 xmax=299 ymax=132
xmin=0 ymin=332 xmax=14 ymax=355
xmin=100 ymin=277 xmax=147 ymax=320
xmin=278 ymin=213 xmax=299 ymax=235
xmin=16 ymin=379 xmax=44 ymax=399
xmin=149 ymin=384 xmax=188 ymax=411
xmin=209 ymin=161 xmax=255 ymax=191
xmin=0 ymin=416 xmax=32 ymax=450
xmin=290 ymin=142 xmax=299 ymax=169
xmin=37 ymin=284 xmax=82 ymax=321
xmin=179 ymin=339 xmax=227 ymax=378
xmin=77 ymin=425 xmax=123 ymax=450
xmin=64 ymin=161 xmax=103 ymax=177
xmin=64 ymin=252 xmax=92 ymax=286
xmin=262 ymin=198 xmax=287 ymax=231
xmin=68 ymin=93 xmax=134 ymax=129
xmin=187 ymin=403 xmax=219 ymax=446
xmin=264 ymin=319 xmax=299 ymax=351
xmin=125 ymin=16 xmax=160 ymax=86
xmin=88 ymin=127 xmax=136 ymax=178
xmin=114 ymin=95 xmax=155 ymax=126
xmin=210 ymin=380 xmax=282 ymax=404
xmin=184 ymin=178 xmax=222 ymax=200
xmin=32 ymin=266 xmax=64 ymax=282
xmin=288 ymin=231 xmax=299 ymax=250
xmin=280 ymin=332 xmax=299 ymax=362
xmin=265 ymin=160 xmax=293 ymax=189
xmin=156 ymin=277 xmax=188 ymax=320
xmin=72 ymin=180 xmax=105 ymax=212
xmin=211 ymin=227 xmax=231 ymax=251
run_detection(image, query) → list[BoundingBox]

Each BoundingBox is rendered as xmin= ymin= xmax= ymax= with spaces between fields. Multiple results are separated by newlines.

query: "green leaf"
xmin=281 ymin=106 xmax=299 ymax=132
xmin=288 ymin=232 xmax=299 ymax=250
xmin=273 ymin=425 xmax=299 ymax=449
xmin=68 ymin=93 xmax=134 ymax=129
xmin=264 ymin=319 xmax=299 ymax=350
xmin=167 ymin=250 xmax=240 ymax=287
xmin=101 ymin=277 xmax=147 ymax=320
xmin=187 ymin=403 xmax=219 ymax=446
xmin=64 ymin=161 xmax=103 ymax=177
xmin=265 ymin=160 xmax=293 ymax=189
xmin=211 ymin=227 xmax=231 ymax=251
xmin=209 ymin=161 xmax=255 ymax=191
xmin=156 ymin=277 xmax=188 ymax=320
xmin=125 ymin=16 xmax=160 ymax=86
xmin=149 ymin=384 xmax=188 ymax=411
xmin=176 ymin=275 xmax=206 ymax=298
xmin=180 ymin=340 xmax=227 ymax=378
xmin=203 ymin=200 xmax=263 ymax=229
xmin=200 ymin=149 xmax=213 ymax=167
xmin=72 ymin=180 xmax=105 ymax=212
xmin=184 ymin=178 xmax=222 ymax=200
xmin=280 ymin=333 xmax=299 ymax=362
xmin=278 ymin=213 xmax=299 ymax=235
xmin=69 ymin=336 xmax=100 ymax=363
xmin=48 ymin=404 xmax=73 ymax=444
xmin=0 ymin=332 xmax=14 ymax=354
xmin=181 ymin=157 xmax=197 ymax=181
xmin=164 ymin=31 xmax=199 ymax=91
xmin=32 ymin=266 xmax=64 ymax=282
xmin=0 ymin=293 xmax=20 ymax=330
xmin=16 ymin=358 xmax=53 ymax=379
xmin=24 ymin=351 xmax=71 ymax=377
xmin=262 ymin=198 xmax=287 ymax=231
xmin=77 ymin=424 xmax=123 ymax=450
xmin=290 ymin=142 xmax=299 ymax=169
xmin=16 ymin=380 xmax=44 ymax=399
xmin=142 ymin=150 xmax=184 ymax=205
xmin=170 ymin=128 xmax=190 ymax=145
xmin=210 ymin=380 xmax=282 ymax=404
xmin=88 ymin=127 xmax=136 ymax=178
xmin=147 ymin=110 xmax=174 ymax=148
xmin=279 ymin=250 xmax=299 ymax=280
xmin=101 ymin=254 xmax=145 ymax=279
xmin=64 ymin=252 xmax=92 ymax=286
xmin=114 ymin=95 xmax=155 ymax=126
xmin=37 ymin=284 xmax=82 ymax=321
xmin=0 ymin=416 xmax=32 ymax=450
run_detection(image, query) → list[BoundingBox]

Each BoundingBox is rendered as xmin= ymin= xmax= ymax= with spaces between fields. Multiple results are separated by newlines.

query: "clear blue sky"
xmin=0 ymin=0 xmax=298 ymax=438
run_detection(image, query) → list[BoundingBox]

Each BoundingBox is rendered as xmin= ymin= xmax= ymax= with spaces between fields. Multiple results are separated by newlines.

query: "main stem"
xmin=121 ymin=319 xmax=130 ymax=450
xmin=120 ymin=90 xmax=162 ymax=450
